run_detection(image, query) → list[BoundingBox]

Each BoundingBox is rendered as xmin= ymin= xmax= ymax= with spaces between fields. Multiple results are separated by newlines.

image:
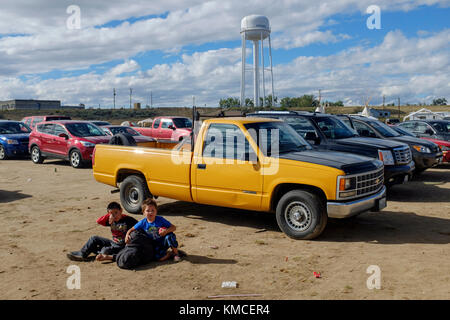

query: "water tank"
xmin=241 ymin=15 xmax=270 ymax=41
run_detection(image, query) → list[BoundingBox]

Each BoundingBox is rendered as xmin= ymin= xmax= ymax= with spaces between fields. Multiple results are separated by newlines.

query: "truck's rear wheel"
xmin=120 ymin=175 xmax=151 ymax=214
xmin=275 ymin=190 xmax=327 ymax=240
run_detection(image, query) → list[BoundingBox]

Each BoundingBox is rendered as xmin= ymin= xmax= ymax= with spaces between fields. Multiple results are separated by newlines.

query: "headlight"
xmin=6 ymin=139 xmax=19 ymax=145
xmin=80 ymin=141 xmax=95 ymax=147
xmin=378 ymin=150 xmax=395 ymax=165
xmin=337 ymin=176 xmax=357 ymax=198
xmin=441 ymin=146 xmax=450 ymax=151
xmin=412 ymin=145 xmax=431 ymax=153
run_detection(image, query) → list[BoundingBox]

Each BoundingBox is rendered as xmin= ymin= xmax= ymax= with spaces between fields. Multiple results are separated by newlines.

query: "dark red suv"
xmin=29 ymin=120 xmax=111 ymax=168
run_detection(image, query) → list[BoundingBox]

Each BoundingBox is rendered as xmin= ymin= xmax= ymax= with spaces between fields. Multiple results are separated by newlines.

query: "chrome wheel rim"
xmin=31 ymin=147 xmax=40 ymax=162
xmin=284 ymin=201 xmax=312 ymax=231
xmin=0 ymin=146 xmax=5 ymax=159
xmin=71 ymin=152 xmax=80 ymax=167
xmin=125 ymin=186 xmax=140 ymax=206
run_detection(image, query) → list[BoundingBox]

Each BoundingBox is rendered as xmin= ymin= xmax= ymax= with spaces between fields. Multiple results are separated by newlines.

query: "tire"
xmin=109 ymin=133 xmax=137 ymax=146
xmin=120 ymin=175 xmax=152 ymax=214
xmin=275 ymin=190 xmax=327 ymax=240
xmin=69 ymin=149 xmax=84 ymax=168
xmin=30 ymin=146 xmax=44 ymax=164
xmin=0 ymin=145 xmax=7 ymax=160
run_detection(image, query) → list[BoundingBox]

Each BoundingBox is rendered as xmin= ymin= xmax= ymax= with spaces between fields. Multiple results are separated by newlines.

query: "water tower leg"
xmin=241 ymin=33 xmax=246 ymax=108
xmin=253 ymin=40 xmax=260 ymax=107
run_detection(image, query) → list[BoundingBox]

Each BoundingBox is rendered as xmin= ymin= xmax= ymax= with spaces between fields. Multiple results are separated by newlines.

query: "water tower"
xmin=240 ymin=15 xmax=275 ymax=107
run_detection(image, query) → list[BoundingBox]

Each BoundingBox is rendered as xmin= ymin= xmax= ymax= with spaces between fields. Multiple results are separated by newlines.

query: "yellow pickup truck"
xmin=93 ymin=117 xmax=386 ymax=239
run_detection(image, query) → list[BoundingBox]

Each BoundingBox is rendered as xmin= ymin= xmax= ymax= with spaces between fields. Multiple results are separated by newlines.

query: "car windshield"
xmin=172 ymin=118 xmax=192 ymax=128
xmin=368 ymin=120 xmax=401 ymax=137
xmin=108 ymin=126 xmax=140 ymax=136
xmin=313 ymin=116 xmax=357 ymax=139
xmin=392 ymin=126 xmax=415 ymax=137
xmin=0 ymin=122 xmax=31 ymax=134
xmin=244 ymin=121 xmax=312 ymax=156
xmin=430 ymin=122 xmax=450 ymax=133
xmin=65 ymin=123 xmax=107 ymax=137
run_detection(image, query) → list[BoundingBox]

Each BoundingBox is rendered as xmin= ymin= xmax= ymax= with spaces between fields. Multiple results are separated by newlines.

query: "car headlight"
xmin=6 ymin=139 xmax=19 ymax=145
xmin=378 ymin=150 xmax=395 ymax=165
xmin=412 ymin=145 xmax=431 ymax=153
xmin=80 ymin=141 xmax=95 ymax=147
xmin=337 ymin=176 xmax=357 ymax=198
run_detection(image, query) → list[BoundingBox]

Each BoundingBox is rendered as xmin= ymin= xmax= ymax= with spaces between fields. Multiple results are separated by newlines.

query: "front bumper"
xmin=4 ymin=143 xmax=29 ymax=157
xmin=327 ymin=186 xmax=387 ymax=218
xmin=413 ymin=151 xmax=444 ymax=169
xmin=384 ymin=161 xmax=415 ymax=185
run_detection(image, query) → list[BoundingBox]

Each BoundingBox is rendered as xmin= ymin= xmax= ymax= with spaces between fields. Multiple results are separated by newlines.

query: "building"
xmin=403 ymin=108 xmax=445 ymax=121
xmin=0 ymin=99 xmax=61 ymax=111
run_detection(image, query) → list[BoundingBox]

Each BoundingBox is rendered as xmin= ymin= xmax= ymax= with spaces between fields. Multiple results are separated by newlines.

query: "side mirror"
xmin=425 ymin=129 xmax=434 ymax=136
xmin=168 ymin=125 xmax=176 ymax=130
xmin=58 ymin=133 xmax=69 ymax=140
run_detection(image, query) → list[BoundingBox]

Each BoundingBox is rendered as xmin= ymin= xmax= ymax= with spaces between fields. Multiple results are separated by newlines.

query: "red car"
xmin=28 ymin=120 xmax=111 ymax=168
xmin=21 ymin=115 xmax=71 ymax=128
xmin=134 ymin=116 xmax=192 ymax=141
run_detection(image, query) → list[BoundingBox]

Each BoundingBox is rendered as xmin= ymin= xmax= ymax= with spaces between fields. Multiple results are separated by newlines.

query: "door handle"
xmin=197 ymin=164 xmax=206 ymax=169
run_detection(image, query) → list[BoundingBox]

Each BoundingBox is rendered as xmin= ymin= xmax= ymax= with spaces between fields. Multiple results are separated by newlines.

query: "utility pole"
xmin=398 ymin=97 xmax=401 ymax=120
xmin=150 ymin=91 xmax=153 ymax=108
xmin=113 ymin=88 xmax=116 ymax=110
xmin=382 ymin=95 xmax=385 ymax=110
xmin=129 ymin=88 xmax=133 ymax=109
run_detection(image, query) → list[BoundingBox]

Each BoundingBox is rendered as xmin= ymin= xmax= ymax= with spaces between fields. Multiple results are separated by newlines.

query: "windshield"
xmin=313 ymin=117 xmax=357 ymax=139
xmin=65 ymin=123 xmax=107 ymax=137
xmin=430 ymin=122 xmax=450 ymax=133
xmin=172 ymin=118 xmax=192 ymax=128
xmin=244 ymin=121 xmax=312 ymax=156
xmin=108 ymin=126 xmax=140 ymax=136
xmin=368 ymin=120 xmax=400 ymax=137
xmin=392 ymin=126 xmax=415 ymax=137
xmin=0 ymin=122 xmax=31 ymax=134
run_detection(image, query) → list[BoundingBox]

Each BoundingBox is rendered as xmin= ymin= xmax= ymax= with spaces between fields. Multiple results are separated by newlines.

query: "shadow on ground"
xmin=0 ymin=190 xmax=32 ymax=203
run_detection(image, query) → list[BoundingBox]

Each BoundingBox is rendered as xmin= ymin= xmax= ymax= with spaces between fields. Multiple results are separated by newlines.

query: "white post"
xmin=268 ymin=35 xmax=275 ymax=107
xmin=261 ymin=32 xmax=266 ymax=107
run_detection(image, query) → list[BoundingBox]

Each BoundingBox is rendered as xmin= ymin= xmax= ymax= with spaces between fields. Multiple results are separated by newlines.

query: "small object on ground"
xmin=173 ymin=254 xmax=181 ymax=262
xmin=313 ymin=272 xmax=321 ymax=278
xmin=27 ymin=178 xmax=32 ymax=182
xmin=208 ymin=294 xmax=263 ymax=299
xmin=54 ymin=168 xmax=57 ymax=172
xmin=193 ymin=286 xmax=200 ymax=290
xmin=209 ymin=245 xmax=219 ymax=249
xmin=255 ymin=229 xmax=267 ymax=233
xmin=185 ymin=233 xmax=196 ymax=237
xmin=221 ymin=281 xmax=238 ymax=288
xmin=285 ymin=256 xmax=288 ymax=262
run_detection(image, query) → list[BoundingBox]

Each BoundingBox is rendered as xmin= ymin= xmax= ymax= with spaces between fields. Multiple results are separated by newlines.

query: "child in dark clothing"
xmin=66 ymin=202 xmax=138 ymax=262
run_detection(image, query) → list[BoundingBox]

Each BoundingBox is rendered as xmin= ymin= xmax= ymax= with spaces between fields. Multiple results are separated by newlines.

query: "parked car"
xmin=121 ymin=121 xmax=137 ymax=127
xmin=246 ymin=111 xmax=415 ymax=186
xmin=134 ymin=116 xmax=192 ymax=141
xmin=21 ymin=115 xmax=71 ymax=128
xmin=385 ymin=118 xmax=400 ymax=125
xmin=93 ymin=117 xmax=387 ymax=240
xmin=397 ymin=120 xmax=450 ymax=142
xmin=100 ymin=125 xmax=156 ymax=145
xmin=29 ymin=120 xmax=111 ymax=168
xmin=391 ymin=125 xmax=450 ymax=163
xmin=0 ymin=120 xmax=32 ymax=160
xmin=338 ymin=115 xmax=443 ymax=172
xmin=89 ymin=120 xmax=111 ymax=126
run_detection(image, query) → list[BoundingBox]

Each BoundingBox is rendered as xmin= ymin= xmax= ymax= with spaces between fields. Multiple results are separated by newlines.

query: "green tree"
xmin=219 ymin=97 xmax=240 ymax=108
xmin=432 ymin=98 xmax=447 ymax=106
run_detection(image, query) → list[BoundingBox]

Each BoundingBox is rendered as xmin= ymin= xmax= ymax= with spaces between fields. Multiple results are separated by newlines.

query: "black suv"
xmin=338 ymin=115 xmax=443 ymax=173
xmin=397 ymin=120 xmax=450 ymax=142
xmin=246 ymin=111 xmax=415 ymax=186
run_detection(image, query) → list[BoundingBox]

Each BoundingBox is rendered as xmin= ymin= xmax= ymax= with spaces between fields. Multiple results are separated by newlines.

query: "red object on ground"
xmin=313 ymin=272 xmax=321 ymax=278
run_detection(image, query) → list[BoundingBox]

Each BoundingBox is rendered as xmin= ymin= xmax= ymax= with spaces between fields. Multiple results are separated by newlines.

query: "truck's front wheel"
xmin=276 ymin=190 xmax=327 ymax=240
xmin=120 ymin=175 xmax=151 ymax=214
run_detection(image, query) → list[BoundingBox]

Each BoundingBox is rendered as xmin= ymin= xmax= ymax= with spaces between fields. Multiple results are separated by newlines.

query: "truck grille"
xmin=356 ymin=167 xmax=384 ymax=196
xmin=393 ymin=146 xmax=412 ymax=164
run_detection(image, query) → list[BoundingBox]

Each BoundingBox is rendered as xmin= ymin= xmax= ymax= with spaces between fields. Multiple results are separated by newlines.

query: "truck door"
xmin=160 ymin=119 xmax=174 ymax=140
xmin=193 ymin=123 xmax=263 ymax=211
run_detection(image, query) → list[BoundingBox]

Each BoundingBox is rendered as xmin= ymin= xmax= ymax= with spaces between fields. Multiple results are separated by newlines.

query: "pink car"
xmin=134 ymin=116 xmax=192 ymax=141
xmin=29 ymin=120 xmax=111 ymax=168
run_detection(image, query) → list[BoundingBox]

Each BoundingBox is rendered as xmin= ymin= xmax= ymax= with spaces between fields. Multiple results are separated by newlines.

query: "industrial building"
xmin=0 ymin=99 xmax=84 ymax=111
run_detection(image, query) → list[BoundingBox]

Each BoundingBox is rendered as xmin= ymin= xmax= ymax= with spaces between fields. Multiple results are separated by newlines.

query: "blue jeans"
xmin=154 ymin=233 xmax=178 ymax=260
xmin=80 ymin=236 xmax=124 ymax=257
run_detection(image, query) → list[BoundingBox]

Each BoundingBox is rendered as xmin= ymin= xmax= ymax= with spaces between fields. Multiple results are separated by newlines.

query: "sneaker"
xmin=66 ymin=251 xmax=89 ymax=262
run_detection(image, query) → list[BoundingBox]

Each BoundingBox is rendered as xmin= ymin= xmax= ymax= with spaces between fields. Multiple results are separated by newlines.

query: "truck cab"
xmin=134 ymin=116 xmax=192 ymax=141
xmin=246 ymin=111 xmax=415 ymax=186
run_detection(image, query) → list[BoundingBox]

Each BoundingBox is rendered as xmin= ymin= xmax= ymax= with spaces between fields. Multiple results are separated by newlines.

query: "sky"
xmin=0 ymin=0 xmax=449 ymax=108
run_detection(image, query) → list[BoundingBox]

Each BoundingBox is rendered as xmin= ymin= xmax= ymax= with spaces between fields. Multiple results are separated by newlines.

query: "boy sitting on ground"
xmin=66 ymin=201 xmax=138 ymax=262
xmin=125 ymin=198 xmax=181 ymax=262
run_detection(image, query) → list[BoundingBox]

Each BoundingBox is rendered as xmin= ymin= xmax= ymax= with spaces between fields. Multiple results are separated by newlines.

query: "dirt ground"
xmin=0 ymin=159 xmax=449 ymax=300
